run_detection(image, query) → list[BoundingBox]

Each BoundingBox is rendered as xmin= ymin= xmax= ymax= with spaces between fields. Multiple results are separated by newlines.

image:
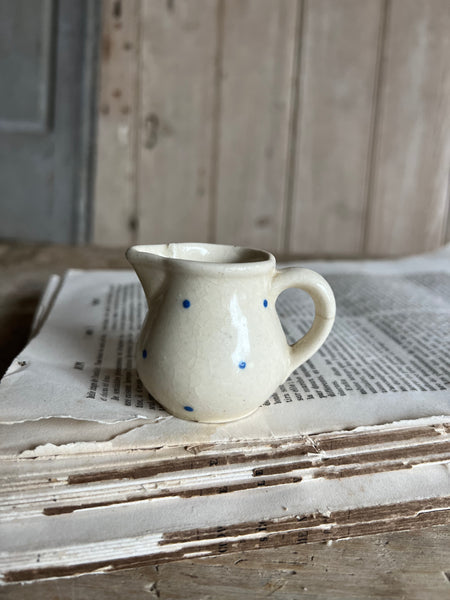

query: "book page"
xmin=0 ymin=247 xmax=448 ymax=447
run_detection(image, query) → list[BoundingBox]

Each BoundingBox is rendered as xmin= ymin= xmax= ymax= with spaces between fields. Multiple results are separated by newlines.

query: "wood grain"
xmin=2 ymin=525 xmax=450 ymax=598
xmin=136 ymin=0 xmax=218 ymax=243
xmin=214 ymin=0 xmax=298 ymax=251
xmin=91 ymin=0 xmax=450 ymax=258
xmin=289 ymin=0 xmax=382 ymax=256
xmin=365 ymin=0 xmax=450 ymax=256
xmin=93 ymin=0 xmax=140 ymax=246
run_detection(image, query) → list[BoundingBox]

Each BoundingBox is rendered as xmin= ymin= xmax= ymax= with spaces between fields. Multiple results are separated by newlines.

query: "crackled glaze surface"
xmin=127 ymin=243 xmax=335 ymax=423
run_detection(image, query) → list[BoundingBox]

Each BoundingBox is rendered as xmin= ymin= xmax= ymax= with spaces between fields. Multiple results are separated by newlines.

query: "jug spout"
xmin=126 ymin=245 xmax=168 ymax=307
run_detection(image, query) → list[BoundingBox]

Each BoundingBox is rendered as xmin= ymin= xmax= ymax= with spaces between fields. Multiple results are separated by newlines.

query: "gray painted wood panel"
xmin=0 ymin=0 xmax=99 ymax=244
xmin=446 ymin=191 xmax=450 ymax=243
xmin=0 ymin=0 xmax=53 ymax=133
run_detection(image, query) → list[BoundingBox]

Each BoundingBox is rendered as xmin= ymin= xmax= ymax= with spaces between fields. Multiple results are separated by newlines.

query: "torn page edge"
xmin=29 ymin=274 xmax=62 ymax=339
xmin=16 ymin=414 xmax=450 ymax=458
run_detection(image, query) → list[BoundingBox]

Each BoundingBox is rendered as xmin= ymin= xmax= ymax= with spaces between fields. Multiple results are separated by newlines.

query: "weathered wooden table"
xmin=1 ymin=244 xmax=449 ymax=600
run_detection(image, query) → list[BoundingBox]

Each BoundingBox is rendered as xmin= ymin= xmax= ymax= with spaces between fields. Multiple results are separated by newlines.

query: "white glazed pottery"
xmin=126 ymin=243 xmax=336 ymax=423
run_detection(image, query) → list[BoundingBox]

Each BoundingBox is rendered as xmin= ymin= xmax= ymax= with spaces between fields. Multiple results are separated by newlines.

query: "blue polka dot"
xmin=263 ymin=299 xmax=268 ymax=307
xmin=182 ymin=299 xmax=191 ymax=308
xmin=184 ymin=405 xmax=194 ymax=412
xmin=239 ymin=361 xmax=246 ymax=369
xmin=142 ymin=349 xmax=147 ymax=359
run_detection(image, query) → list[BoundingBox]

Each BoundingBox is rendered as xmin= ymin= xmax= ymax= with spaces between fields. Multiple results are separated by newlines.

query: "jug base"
xmin=162 ymin=403 xmax=261 ymax=424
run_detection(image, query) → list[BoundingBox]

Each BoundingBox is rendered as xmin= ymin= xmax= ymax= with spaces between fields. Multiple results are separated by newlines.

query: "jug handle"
xmin=272 ymin=268 xmax=336 ymax=373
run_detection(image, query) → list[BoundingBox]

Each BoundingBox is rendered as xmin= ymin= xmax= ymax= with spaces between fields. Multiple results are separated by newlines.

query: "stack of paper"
xmin=1 ymin=249 xmax=449 ymax=583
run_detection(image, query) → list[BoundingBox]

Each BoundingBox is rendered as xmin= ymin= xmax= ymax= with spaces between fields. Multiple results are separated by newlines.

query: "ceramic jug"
xmin=126 ymin=243 xmax=335 ymax=423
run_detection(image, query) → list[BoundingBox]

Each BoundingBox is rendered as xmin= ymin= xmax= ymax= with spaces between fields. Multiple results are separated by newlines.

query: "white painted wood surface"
xmin=214 ymin=0 xmax=297 ymax=252
xmin=93 ymin=0 xmax=450 ymax=257
xmin=289 ymin=0 xmax=383 ymax=256
xmin=136 ymin=0 xmax=217 ymax=244
xmin=93 ymin=0 xmax=140 ymax=246
xmin=365 ymin=0 xmax=450 ymax=256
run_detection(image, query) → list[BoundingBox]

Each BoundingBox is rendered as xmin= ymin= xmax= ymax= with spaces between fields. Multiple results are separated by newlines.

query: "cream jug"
xmin=126 ymin=243 xmax=336 ymax=423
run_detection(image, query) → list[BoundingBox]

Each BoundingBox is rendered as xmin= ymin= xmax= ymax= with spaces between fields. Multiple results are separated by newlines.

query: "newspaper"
xmin=0 ymin=247 xmax=449 ymax=452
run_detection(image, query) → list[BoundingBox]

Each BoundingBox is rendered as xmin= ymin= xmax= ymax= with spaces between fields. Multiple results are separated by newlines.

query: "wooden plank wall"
xmin=93 ymin=0 xmax=140 ymax=245
xmin=93 ymin=0 xmax=450 ymax=257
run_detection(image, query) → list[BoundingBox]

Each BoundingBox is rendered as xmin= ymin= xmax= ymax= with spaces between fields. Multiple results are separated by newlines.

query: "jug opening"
xmin=127 ymin=243 xmax=274 ymax=270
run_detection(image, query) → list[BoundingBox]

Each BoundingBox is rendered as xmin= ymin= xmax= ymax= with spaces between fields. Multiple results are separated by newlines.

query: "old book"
xmin=0 ymin=248 xmax=449 ymax=582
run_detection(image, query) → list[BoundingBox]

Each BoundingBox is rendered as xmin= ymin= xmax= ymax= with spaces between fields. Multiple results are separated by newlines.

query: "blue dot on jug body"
xmin=182 ymin=299 xmax=190 ymax=309
xmin=184 ymin=405 xmax=194 ymax=412
xmin=142 ymin=349 xmax=147 ymax=359
xmin=263 ymin=299 xmax=268 ymax=307
xmin=239 ymin=361 xmax=246 ymax=369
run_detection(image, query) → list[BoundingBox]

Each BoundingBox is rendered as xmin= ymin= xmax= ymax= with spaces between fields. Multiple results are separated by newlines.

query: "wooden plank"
xmin=214 ymin=0 xmax=298 ymax=252
xmin=2 ymin=525 xmax=450 ymax=598
xmin=136 ymin=0 xmax=217 ymax=244
xmin=365 ymin=0 xmax=450 ymax=256
xmin=289 ymin=0 xmax=383 ymax=256
xmin=93 ymin=0 xmax=140 ymax=246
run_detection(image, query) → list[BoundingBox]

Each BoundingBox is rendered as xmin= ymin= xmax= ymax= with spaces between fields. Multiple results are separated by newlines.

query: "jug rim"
xmin=126 ymin=243 xmax=276 ymax=275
